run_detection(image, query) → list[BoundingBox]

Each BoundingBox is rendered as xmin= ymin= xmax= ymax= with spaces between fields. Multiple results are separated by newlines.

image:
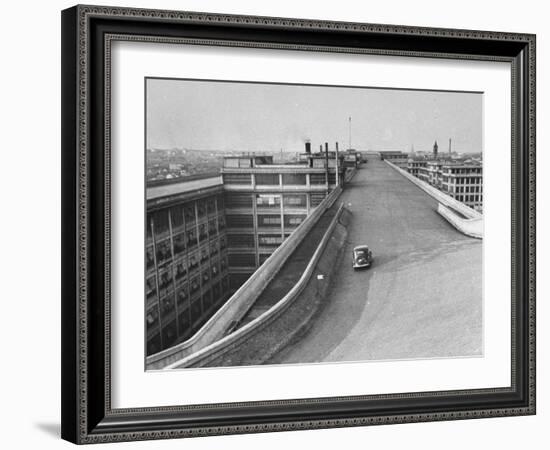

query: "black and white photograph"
xmin=144 ymin=78 xmax=484 ymax=370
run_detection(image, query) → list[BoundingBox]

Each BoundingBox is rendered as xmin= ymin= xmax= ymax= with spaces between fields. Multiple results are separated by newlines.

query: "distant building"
xmin=440 ymin=162 xmax=483 ymax=212
xmin=425 ymin=160 xmax=444 ymax=188
xmin=407 ymin=159 xmax=427 ymax=177
xmin=146 ymin=176 xmax=230 ymax=356
xmin=343 ymin=149 xmax=361 ymax=168
xmin=379 ymin=150 xmax=409 ymax=160
xmin=379 ymin=150 xmax=410 ymax=168
xmin=407 ymin=153 xmax=483 ymax=212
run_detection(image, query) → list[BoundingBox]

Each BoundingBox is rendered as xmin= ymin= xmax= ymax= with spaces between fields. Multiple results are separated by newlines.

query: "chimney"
xmin=319 ymin=144 xmax=323 ymax=153
xmin=449 ymin=138 xmax=452 ymax=155
xmin=305 ymin=141 xmax=311 ymax=154
xmin=324 ymin=142 xmax=330 ymax=190
xmin=335 ymin=142 xmax=340 ymax=187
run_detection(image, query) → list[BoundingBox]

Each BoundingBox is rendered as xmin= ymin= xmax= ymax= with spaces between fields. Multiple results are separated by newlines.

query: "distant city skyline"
xmin=146 ymin=78 xmax=483 ymax=154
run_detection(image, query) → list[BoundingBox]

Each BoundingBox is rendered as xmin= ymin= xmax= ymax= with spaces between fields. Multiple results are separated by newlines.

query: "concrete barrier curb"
xmin=384 ymin=159 xmax=482 ymax=220
xmin=437 ymin=204 xmax=483 ymax=239
xmin=384 ymin=159 xmax=483 ymax=239
xmin=344 ymin=167 xmax=357 ymax=183
xmin=164 ymin=203 xmax=347 ymax=369
xmin=146 ymin=186 xmax=343 ymax=369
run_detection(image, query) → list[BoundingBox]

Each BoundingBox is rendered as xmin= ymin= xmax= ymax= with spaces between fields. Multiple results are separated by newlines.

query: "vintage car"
xmin=352 ymin=245 xmax=373 ymax=269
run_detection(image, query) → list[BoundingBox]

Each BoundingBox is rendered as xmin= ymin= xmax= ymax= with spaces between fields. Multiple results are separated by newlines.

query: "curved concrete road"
xmin=271 ymin=157 xmax=482 ymax=364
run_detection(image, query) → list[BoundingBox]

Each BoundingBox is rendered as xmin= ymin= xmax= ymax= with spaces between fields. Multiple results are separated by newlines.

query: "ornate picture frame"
xmin=61 ymin=5 xmax=535 ymax=444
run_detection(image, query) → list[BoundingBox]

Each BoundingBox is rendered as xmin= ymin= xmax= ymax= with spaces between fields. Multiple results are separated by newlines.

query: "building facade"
xmin=379 ymin=150 xmax=410 ymax=168
xmin=146 ymin=176 xmax=230 ymax=356
xmin=426 ymin=160 xmax=444 ymax=188
xmin=407 ymin=156 xmax=483 ymax=212
xmin=440 ymin=162 xmax=483 ymax=212
xmin=221 ymin=149 xmax=341 ymax=291
xmin=407 ymin=159 xmax=427 ymax=177
xmin=343 ymin=149 xmax=361 ymax=168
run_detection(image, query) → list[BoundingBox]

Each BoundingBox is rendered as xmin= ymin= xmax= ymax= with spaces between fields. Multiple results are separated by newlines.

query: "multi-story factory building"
xmin=406 ymin=154 xmax=483 ymax=212
xmin=221 ymin=143 xmax=344 ymax=291
xmin=146 ymin=176 xmax=230 ymax=356
xmin=145 ymin=142 xmax=346 ymax=356
xmin=440 ymin=162 xmax=483 ymax=212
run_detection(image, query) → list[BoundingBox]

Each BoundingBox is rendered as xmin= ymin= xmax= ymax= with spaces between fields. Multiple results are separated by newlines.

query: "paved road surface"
xmin=271 ymin=157 xmax=482 ymax=364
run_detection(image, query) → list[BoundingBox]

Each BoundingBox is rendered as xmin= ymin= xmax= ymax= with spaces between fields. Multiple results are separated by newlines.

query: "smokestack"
xmin=305 ymin=140 xmax=311 ymax=154
xmin=335 ymin=142 xmax=340 ymax=187
xmin=449 ymin=138 xmax=452 ymax=155
xmin=319 ymin=144 xmax=323 ymax=153
xmin=324 ymin=142 xmax=330 ymax=191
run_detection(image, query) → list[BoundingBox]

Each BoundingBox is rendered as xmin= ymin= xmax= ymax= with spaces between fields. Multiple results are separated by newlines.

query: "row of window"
xmin=225 ymin=193 xmax=309 ymax=209
xmin=412 ymin=173 xmax=484 ymax=209
xmin=146 ymin=252 xmax=229 ymax=303
xmin=225 ymin=214 xmax=306 ymax=229
xmin=448 ymin=176 xmax=483 ymax=185
xmin=223 ymin=173 xmax=326 ymax=186
xmin=418 ymin=174 xmax=482 ymax=187
xmin=147 ymin=195 xmax=224 ymax=240
xmin=147 ymin=273 xmax=230 ymax=327
xmin=226 ymin=232 xmax=294 ymax=249
xmin=311 ymin=158 xmax=337 ymax=169
xmin=147 ymin=230 xmax=227 ymax=270
xmin=453 ymin=185 xmax=482 ymax=194
xmin=223 ymin=157 xmax=275 ymax=169
xmin=310 ymin=173 xmax=327 ymax=185
xmin=443 ymin=168 xmax=482 ymax=175
xmin=146 ymin=277 xmax=231 ymax=355
xmin=453 ymin=194 xmax=483 ymax=203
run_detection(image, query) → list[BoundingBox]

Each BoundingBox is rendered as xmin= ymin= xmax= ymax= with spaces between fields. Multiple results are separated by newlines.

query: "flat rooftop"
xmin=146 ymin=175 xmax=222 ymax=201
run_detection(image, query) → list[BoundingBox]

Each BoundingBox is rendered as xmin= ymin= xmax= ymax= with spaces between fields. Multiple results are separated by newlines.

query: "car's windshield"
xmin=355 ymin=250 xmax=367 ymax=258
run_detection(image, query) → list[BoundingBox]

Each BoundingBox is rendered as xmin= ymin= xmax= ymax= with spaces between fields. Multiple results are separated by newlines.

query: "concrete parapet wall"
xmin=384 ymin=159 xmax=482 ymax=221
xmin=344 ymin=167 xmax=357 ymax=183
xmin=437 ymin=204 xmax=483 ymax=239
xmin=165 ymin=203 xmax=348 ymax=369
xmin=204 ymin=210 xmax=351 ymax=367
xmin=146 ymin=186 xmax=343 ymax=370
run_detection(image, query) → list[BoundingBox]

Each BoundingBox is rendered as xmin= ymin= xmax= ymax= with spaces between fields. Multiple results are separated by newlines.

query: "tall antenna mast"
xmin=348 ymin=116 xmax=352 ymax=150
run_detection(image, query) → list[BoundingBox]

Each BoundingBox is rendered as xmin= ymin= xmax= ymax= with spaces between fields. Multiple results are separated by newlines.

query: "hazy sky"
xmin=146 ymin=78 xmax=482 ymax=154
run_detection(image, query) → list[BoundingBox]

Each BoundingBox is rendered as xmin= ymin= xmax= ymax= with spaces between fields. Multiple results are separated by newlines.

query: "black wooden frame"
xmin=61 ymin=4 xmax=536 ymax=444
